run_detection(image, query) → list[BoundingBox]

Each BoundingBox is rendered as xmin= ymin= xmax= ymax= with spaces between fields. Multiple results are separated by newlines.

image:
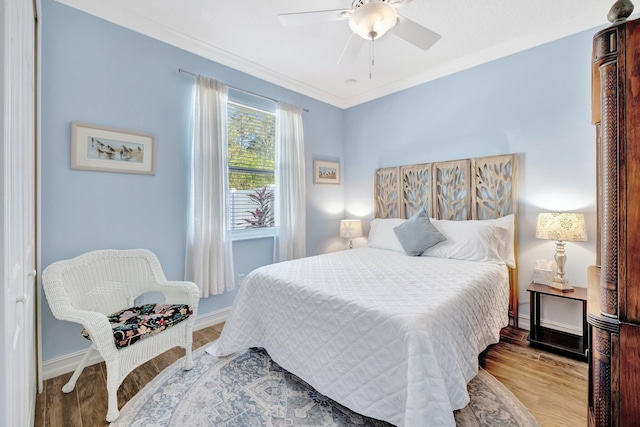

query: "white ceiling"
xmin=55 ymin=0 xmax=616 ymax=109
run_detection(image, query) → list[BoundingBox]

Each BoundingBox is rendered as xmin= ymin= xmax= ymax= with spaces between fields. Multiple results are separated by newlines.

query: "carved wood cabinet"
xmin=589 ymin=4 xmax=640 ymax=426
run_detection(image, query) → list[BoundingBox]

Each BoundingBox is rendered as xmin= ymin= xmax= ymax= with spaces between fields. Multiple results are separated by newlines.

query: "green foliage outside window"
xmin=228 ymin=101 xmax=275 ymax=229
xmin=228 ymin=102 xmax=275 ymax=190
xmin=240 ymin=186 xmax=275 ymax=228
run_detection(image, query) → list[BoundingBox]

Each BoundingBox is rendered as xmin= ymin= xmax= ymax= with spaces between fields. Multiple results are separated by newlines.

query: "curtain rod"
xmin=178 ymin=68 xmax=309 ymax=113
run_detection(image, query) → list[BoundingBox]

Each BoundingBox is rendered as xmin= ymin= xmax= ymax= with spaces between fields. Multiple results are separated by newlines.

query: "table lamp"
xmin=340 ymin=219 xmax=363 ymax=249
xmin=535 ymin=212 xmax=587 ymax=292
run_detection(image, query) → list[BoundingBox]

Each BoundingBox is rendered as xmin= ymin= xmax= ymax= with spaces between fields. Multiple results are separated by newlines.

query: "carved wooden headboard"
xmin=374 ymin=153 xmax=519 ymax=326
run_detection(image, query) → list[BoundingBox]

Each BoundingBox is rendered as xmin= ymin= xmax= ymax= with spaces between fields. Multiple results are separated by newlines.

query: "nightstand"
xmin=527 ymin=282 xmax=588 ymax=361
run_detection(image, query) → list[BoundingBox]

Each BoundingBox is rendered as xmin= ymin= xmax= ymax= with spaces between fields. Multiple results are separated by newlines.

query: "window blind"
xmin=227 ymin=101 xmax=275 ymax=230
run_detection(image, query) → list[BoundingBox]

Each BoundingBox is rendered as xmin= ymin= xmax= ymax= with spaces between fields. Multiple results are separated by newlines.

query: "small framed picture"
xmin=71 ymin=122 xmax=156 ymax=175
xmin=313 ymin=160 xmax=340 ymax=184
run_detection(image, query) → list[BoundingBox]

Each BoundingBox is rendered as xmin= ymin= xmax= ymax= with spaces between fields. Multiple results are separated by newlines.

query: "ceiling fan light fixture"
xmin=349 ymin=1 xmax=398 ymax=40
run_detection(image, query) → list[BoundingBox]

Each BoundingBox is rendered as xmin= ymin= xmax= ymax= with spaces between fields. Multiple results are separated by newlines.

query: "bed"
xmin=211 ymin=154 xmax=518 ymax=427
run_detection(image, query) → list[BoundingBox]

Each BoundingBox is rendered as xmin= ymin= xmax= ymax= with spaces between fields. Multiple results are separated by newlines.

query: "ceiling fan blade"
xmin=389 ymin=15 xmax=441 ymax=50
xmin=278 ymin=9 xmax=351 ymax=26
xmin=337 ymin=33 xmax=365 ymax=64
xmin=388 ymin=0 xmax=413 ymax=6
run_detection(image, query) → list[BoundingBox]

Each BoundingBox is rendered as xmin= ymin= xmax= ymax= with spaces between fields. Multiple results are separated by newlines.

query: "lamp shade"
xmin=340 ymin=219 xmax=363 ymax=239
xmin=535 ymin=212 xmax=587 ymax=242
xmin=349 ymin=1 xmax=397 ymax=40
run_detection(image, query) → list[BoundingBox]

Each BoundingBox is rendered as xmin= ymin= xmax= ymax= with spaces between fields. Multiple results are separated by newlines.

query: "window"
xmin=227 ymin=90 xmax=276 ymax=235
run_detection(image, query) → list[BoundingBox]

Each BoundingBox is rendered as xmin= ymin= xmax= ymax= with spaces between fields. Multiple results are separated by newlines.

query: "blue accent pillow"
xmin=393 ymin=207 xmax=446 ymax=256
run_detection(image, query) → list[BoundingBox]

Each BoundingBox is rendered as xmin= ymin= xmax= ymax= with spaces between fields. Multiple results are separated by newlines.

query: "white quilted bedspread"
xmin=210 ymin=248 xmax=509 ymax=427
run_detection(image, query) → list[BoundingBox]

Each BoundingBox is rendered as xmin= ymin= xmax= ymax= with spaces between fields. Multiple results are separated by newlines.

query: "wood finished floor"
xmin=34 ymin=325 xmax=587 ymax=427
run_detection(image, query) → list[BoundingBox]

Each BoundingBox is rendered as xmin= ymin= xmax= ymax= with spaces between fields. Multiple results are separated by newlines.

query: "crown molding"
xmin=54 ymin=0 xmax=349 ymax=107
xmin=53 ymin=0 xmax=616 ymax=110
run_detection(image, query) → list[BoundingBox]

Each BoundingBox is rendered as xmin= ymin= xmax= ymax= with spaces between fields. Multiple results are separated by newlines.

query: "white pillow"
xmin=421 ymin=218 xmax=509 ymax=264
xmin=489 ymin=214 xmax=516 ymax=268
xmin=367 ymin=218 xmax=406 ymax=253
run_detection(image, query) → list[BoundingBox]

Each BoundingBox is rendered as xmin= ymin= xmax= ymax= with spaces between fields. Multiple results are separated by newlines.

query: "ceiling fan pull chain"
xmin=372 ymin=34 xmax=375 ymax=67
xmin=369 ymin=33 xmax=375 ymax=79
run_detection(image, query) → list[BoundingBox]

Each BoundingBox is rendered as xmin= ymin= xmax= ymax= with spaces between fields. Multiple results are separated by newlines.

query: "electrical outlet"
xmin=238 ymin=274 xmax=246 ymax=286
xmin=133 ymin=296 xmax=144 ymax=306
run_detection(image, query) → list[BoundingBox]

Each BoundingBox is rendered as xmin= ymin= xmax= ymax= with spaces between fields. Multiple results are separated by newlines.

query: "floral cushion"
xmin=82 ymin=303 xmax=193 ymax=349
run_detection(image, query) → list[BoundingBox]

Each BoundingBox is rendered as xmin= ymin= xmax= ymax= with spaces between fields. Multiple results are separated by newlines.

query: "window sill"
xmin=232 ymin=228 xmax=276 ymax=241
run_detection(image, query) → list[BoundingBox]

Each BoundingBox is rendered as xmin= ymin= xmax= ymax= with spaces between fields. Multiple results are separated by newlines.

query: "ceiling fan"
xmin=278 ymin=0 xmax=441 ymax=65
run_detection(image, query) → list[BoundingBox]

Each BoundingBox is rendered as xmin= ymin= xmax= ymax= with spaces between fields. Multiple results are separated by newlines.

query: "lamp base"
xmin=548 ymin=279 xmax=574 ymax=293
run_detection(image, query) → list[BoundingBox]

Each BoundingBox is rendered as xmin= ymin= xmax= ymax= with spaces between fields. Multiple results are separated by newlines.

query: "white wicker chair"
xmin=42 ymin=249 xmax=200 ymax=422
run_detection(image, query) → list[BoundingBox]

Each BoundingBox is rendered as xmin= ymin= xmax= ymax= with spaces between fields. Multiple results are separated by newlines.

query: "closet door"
xmin=0 ymin=0 xmax=38 ymax=425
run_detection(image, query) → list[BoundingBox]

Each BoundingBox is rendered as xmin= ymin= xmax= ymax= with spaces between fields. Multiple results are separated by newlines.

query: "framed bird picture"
xmin=71 ymin=122 xmax=156 ymax=175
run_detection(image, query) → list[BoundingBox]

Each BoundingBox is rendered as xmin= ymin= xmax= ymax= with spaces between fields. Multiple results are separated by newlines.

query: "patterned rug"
xmin=111 ymin=346 xmax=540 ymax=427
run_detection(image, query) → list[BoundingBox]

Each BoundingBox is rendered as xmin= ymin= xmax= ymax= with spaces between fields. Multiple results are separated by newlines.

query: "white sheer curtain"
xmin=185 ymin=75 xmax=235 ymax=296
xmin=274 ymin=102 xmax=306 ymax=262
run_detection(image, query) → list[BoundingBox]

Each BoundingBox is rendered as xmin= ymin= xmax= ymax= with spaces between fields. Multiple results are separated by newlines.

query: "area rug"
xmin=111 ymin=345 xmax=540 ymax=427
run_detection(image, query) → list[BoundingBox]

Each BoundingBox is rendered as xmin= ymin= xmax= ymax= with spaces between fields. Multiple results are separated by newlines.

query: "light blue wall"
xmin=40 ymin=0 xmax=344 ymax=361
xmin=0 ymin=0 xmax=7 ymax=419
xmin=41 ymin=0 xmax=602 ymax=363
xmin=343 ymin=28 xmax=600 ymax=330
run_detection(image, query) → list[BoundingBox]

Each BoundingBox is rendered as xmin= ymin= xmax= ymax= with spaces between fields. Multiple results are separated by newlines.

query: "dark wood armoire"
xmin=589 ymin=1 xmax=640 ymax=426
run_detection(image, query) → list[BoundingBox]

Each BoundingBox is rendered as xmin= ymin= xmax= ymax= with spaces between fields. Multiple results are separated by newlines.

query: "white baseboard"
xmin=42 ymin=308 xmax=230 ymax=380
xmin=42 ymin=348 xmax=98 ymax=381
xmin=193 ymin=307 xmax=230 ymax=331
xmin=517 ymin=313 xmax=582 ymax=336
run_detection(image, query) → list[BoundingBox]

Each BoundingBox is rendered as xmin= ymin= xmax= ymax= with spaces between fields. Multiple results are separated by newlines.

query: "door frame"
xmin=0 ymin=0 xmax=40 ymax=425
